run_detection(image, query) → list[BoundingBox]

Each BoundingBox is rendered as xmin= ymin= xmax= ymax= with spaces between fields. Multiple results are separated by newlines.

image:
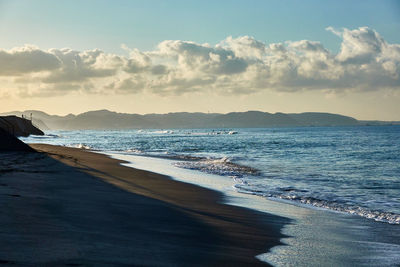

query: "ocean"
xmin=21 ymin=125 xmax=400 ymax=225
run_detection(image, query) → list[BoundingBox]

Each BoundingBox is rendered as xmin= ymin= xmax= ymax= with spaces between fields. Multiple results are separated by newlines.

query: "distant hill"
xmin=1 ymin=109 xmax=393 ymax=131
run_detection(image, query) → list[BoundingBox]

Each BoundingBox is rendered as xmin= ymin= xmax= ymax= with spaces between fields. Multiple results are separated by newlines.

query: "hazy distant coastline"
xmin=1 ymin=110 xmax=399 ymax=130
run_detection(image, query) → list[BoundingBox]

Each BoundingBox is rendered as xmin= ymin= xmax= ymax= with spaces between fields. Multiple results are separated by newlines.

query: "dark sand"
xmin=0 ymin=144 xmax=289 ymax=266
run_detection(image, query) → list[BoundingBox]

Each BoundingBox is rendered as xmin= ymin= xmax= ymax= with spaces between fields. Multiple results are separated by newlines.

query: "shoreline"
xmin=107 ymin=151 xmax=400 ymax=266
xmin=19 ymin=126 xmax=400 ymax=226
xmin=0 ymin=143 xmax=289 ymax=265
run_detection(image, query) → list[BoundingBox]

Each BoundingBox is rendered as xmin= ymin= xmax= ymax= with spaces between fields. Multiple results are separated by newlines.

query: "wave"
xmin=121 ymin=148 xmax=259 ymax=179
xmin=28 ymin=134 xmax=61 ymax=139
xmin=137 ymin=129 xmax=239 ymax=136
xmin=69 ymin=143 xmax=91 ymax=150
xmin=173 ymin=156 xmax=260 ymax=178
xmin=149 ymin=130 xmax=175 ymax=134
xmin=186 ymin=130 xmax=238 ymax=135
xmin=189 ymin=130 xmax=238 ymax=135
xmin=234 ymin=184 xmax=400 ymax=225
xmin=124 ymin=148 xmax=144 ymax=154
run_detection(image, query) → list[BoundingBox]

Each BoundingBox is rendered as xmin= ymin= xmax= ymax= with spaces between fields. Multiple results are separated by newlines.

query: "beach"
xmin=1 ymin=0 xmax=399 ymax=265
xmin=0 ymin=144 xmax=288 ymax=266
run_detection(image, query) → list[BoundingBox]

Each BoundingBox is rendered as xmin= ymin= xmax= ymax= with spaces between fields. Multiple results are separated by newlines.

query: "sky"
xmin=0 ymin=0 xmax=400 ymax=120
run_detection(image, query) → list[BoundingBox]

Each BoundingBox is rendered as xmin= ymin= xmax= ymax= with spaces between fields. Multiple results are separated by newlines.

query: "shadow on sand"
xmin=0 ymin=146 xmax=290 ymax=266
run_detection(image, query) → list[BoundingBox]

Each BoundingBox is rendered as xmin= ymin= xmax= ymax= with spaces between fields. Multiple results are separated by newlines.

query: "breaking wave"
xmin=69 ymin=143 xmax=92 ymax=150
xmin=173 ymin=156 xmax=259 ymax=178
xmin=234 ymin=184 xmax=400 ymax=224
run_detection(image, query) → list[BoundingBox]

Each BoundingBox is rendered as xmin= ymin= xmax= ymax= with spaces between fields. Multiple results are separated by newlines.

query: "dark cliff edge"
xmin=0 ymin=116 xmax=42 ymax=152
xmin=0 ymin=116 xmax=44 ymax=137
xmin=0 ymin=128 xmax=36 ymax=152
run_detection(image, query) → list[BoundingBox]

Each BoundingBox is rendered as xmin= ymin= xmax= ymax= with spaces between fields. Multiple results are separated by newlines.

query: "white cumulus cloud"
xmin=0 ymin=26 xmax=399 ymax=97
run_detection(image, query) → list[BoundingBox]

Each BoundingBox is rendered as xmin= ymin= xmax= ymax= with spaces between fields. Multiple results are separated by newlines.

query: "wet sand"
xmin=0 ymin=144 xmax=289 ymax=266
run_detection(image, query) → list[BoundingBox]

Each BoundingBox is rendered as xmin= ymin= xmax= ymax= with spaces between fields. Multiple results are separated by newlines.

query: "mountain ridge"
xmin=1 ymin=109 xmax=398 ymax=130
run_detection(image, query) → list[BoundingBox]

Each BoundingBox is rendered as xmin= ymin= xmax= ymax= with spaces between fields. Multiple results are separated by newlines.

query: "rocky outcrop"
xmin=0 ymin=116 xmax=44 ymax=137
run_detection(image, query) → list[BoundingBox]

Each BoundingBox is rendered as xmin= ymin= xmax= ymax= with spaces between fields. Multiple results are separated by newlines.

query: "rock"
xmin=0 ymin=116 xmax=44 ymax=137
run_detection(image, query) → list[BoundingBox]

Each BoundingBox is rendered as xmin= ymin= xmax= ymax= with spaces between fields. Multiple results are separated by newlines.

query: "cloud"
xmin=218 ymin=35 xmax=266 ymax=59
xmin=154 ymin=40 xmax=248 ymax=74
xmin=104 ymin=76 xmax=144 ymax=94
xmin=327 ymin=26 xmax=385 ymax=64
xmin=43 ymin=48 xmax=122 ymax=83
xmin=0 ymin=45 xmax=60 ymax=75
xmin=0 ymin=26 xmax=399 ymax=97
xmin=17 ymin=83 xmax=82 ymax=98
xmin=123 ymin=48 xmax=152 ymax=73
xmin=151 ymin=64 xmax=168 ymax=75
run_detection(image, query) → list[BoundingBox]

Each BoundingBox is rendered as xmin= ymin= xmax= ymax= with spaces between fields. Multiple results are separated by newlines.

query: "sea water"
xmin=21 ymin=126 xmax=400 ymax=266
xmin=21 ymin=126 xmax=400 ymax=225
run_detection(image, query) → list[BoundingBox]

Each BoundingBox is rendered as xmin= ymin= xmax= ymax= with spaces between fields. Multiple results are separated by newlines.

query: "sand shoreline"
xmin=0 ymin=144 xmax=289 ymax=265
